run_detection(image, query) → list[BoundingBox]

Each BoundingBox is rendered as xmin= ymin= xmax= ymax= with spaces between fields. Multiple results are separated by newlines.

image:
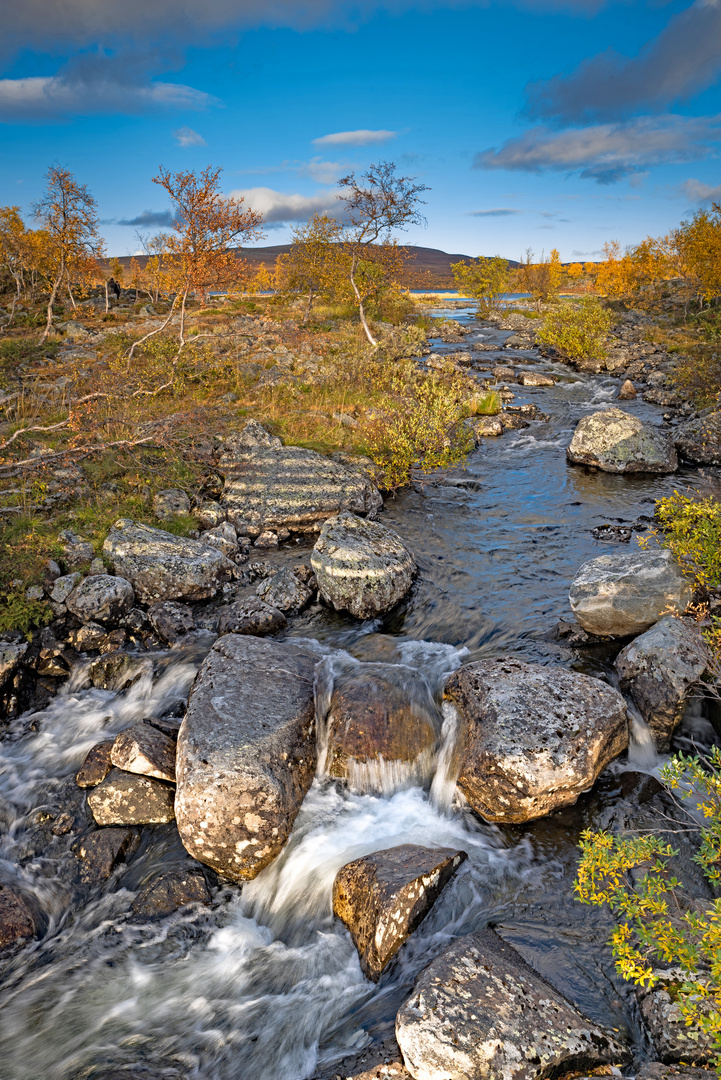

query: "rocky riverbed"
xmin=1 ymin=304 xmax=720 ymax=1080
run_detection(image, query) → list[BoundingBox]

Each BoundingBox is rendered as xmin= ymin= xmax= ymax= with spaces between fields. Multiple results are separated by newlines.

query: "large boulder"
xmin=567 ymin=407 xmax=677 ymax=473
xmin=395 ymin=929 xmax=628 ymax=1080
xmin=66 ymin=574 xmax=135 ymax=624
xmin=311 ymin=512 xmax=416 ymax=619
xmin=637 ymin=969 xmax=715 ymax=1066
xmin=615 ymin=616 xmax=708 ymax=751
xmin=102 ymin=518 xmax=235 ymax=603
xmin=444 ymin=657 xmax=628 ymax=824
xmin=175 ymin=635 xmax=318 ymax=881
xmin=333 ymin=845 xmax=466 ymax=981
xmin=220 ymin=420 xmax=382 ymax=534
xmin=673 ymin=412 xmax=721 ymax=466
xmin=570 ymin=549 xmax=692 ymax=637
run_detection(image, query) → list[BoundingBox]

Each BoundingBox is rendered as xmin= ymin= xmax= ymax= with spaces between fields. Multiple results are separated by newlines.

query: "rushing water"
xmin=0 ymin=311 xmax=714 ymax=1080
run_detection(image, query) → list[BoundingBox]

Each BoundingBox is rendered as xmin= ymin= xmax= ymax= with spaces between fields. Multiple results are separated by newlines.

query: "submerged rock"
xmin=87 ymin=769 xmax=176 ymax=825
xmin=0 ymin=885 xmax=35 ymax=950
xmin=73 ymin=827 xmax=138 ymax=883
xmin=131 ymin=869 xmax=210 ymax=918
xmin=88 ymin=650 xmax=151 ymax=691
xmin=673 ymin=411 xmax=721 ymax=465
xmin=567 ymin=407 xmax=677 ymax=473
xmin=444 ymin=657 xmax=628 ymax=823
xmin=66 ymin=574 xmax=135 ymax=624
xmin=333 ymin=845 xmax=466 ymax=981
xmin=395 ymin=928 xmax=628 ymax=1080
xmin=110 ymin=721 xmax=177 ymax=782
xmin=570 ymin=549 xmax=692 ymax=637
xmin=312 ymin=511 xmax=416 ymax=619
xmin=175 ymin=635 xmax=318 ymax=881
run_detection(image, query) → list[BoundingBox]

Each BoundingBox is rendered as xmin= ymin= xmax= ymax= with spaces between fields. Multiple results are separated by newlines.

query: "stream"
xmin=0 ymin=309 xmax=714 ymax=1080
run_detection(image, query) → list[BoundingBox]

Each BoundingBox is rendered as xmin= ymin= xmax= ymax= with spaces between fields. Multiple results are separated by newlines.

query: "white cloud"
xmin=228 ymin=186 xmax=342 ymax=223
xmin=312 ymin=129 xmax=397 ymax=147
xmin=174 ymin=125 xmax=206 ymax=146
xmin=0 ymin=75 xmax=216 ymax=120
xmin=680 ymin=178 xmax=721 ymax=204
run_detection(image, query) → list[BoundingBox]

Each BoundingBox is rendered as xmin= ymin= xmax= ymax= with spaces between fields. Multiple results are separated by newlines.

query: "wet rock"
xmin=220 ymin=420 xmax=382 ymax=534
xmin=673 ymin=411 xmax=721 ymax=465
xmin=175 ymin=634 xmax=318 ymax=881
xmin=0 ymin=885 xmax=35 ymax=949
xmin=637 ymin=969 xmax=715 ymax=1065
xmin=256 ymin=567 xmax=313 ymax=613
xmin=467 ymin=416 xmax=504 ymax=440
xmin=493 ymin=365 xmax=516 ymax=380
xmin=395 ymin=928 xmax=628 ymax=1080
xmin=567 ymin=407 xmax=677 ymax=473
xmin=76 ymin=741 xmax=114 ymax=787
xmin=102 ymin=518 xmax=235 ymax=604
xmin=615 ymin=616 xmax=708 ymax=751
xmin=312 ymin=512 xmax=416 ymax=620
xmin=0 ymin=641 xmax=28 ymax=684
xmin=618 ymin=379 xmax=637 ymax=399
xmin=333 ymin=845 xmax=466 ymax=981
xmin=444 ymin=656 xmax=628 ymax=823
xmin=216 ymin=596 xmax=287 ymax=636
xmin=110 ymin=721 xmax=176 ymax=782
xmin=201 ymin=521 xmax=238 ymax=557
xmin=87 ymin=768 xmax=176 ymax=825
xmin=500 ymin=413 xmax=530 ymax=431
xmin=153 ymin=488 xmax=191 ymax=519
xmin=72 ymin=827 xmax=138 ymax=883
xmin=517 ymin=371 xmax=556 ymax=387
xmin=89 ymin=650 xmax=151 ymax=691
xmin=69 ymin=621 xmax=107 ymax=651
xmin=147 ymin=600 xmax=195 ymax=644
xmin=569 ymin=549 xmax=692 ymax=636
xmin=66 ymin=574 xmax=135 ymax=624
xmin=131 ymin=869 xmax=210 ymax=918
xmin=505 ymin=331 xmax=536 ymax=349
xmin=591 ymin=523 xmax=632 ymax=543
xmin=58 ymin=528 xmax=94 ymax=570
xmin=99 ymin=628 xmax=126 ymax=654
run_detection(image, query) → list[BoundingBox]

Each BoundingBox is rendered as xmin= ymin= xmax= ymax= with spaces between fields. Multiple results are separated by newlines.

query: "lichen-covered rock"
xmin=88 ymin=650 xmax=151 ymax=691
xmin=87 ymin=769 xmax=175 ymax=825
xmin=570 ymin=549 xmax=692 ymax=637
xmin=567 ymin=408 xmax=677 ymax=473
xmin=637 ymin=969 xmax=715 ymax=1065
xmin=0 ymin=641 xmax=28 ymax=685
xmin=201 ymin=521 xmax=238 ymax=557
xmin=0 ymin=886 xmax=35 ymax=950
xmin=333 ymin=845 xmax=466 ymax=981
xmin=517 ymin=371 xmax=556 ymax=387
xmin=216 ymin=596 xmax=287 ymax=636
xmin=256 ymin=567 xmax=312 ymax=613
xmin=58 ymin=528 xmax=94 ymax=570
xmin=147 ymin=600 xmax=195 ymax=644
xmin=66 ymin=574 xmax=135 ymax=624
xmin=102 ymin=518 xmax=235 ymax=603
xmin=615 ymin=616 xmax=708 ymax=751
xmin=76 ymin=741 xmax=114 ymax=787
xmin=131 ymin=869 xmax=210 ymax=918
xmin=312 ymin=512 xmax=416 ymax=620
xmin=673 ymin=412 xmax=721 ymax=465
xmin=68 ymin=622 xmax=107 ymax=651
xmin=396 ymin=929 xmax=629 ymax=1080
xmin=195 ymin=500 xmax=226 ymax=529
xmin=49 ymin=572 xmax=82 ymax=605
xmin=72 ymin=827 xmax=138 ymax=883
xmin=220 ymin=420 xmax=382 ymax=534
xmin=175 ymin=634 xmax=318 ymax=880
xmin=468 ymin=416 xmax=504 ymax=441
xmin=153 ymin=488 xmax=191 ymax=519
xmin=110 ymin=721 xmax=176 ymax=782
xmin=635 ymin=1064 xmax=716 ymax=1080
xmin=444 ymin=657 xmax=628 ymax=823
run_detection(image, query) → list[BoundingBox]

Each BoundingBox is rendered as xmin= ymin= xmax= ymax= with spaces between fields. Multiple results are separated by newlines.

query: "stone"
xmin=256 ymin=567 xmax=313 ymax=614
xmin=254 ymin=529 xmax=279 ymax=548
xmin=103 ymin=518 xmax=235 ymax=603
xmin=195 ymin=500 xmax=226 ymax=529
xmin=468 ymin=416 xmax=504 ymax=440
xmin=444 ymin=657 xmax=628 ymax=824
xmin=63 ymin=320 xmax=92 ymax=342
xmin=66 ymin=574 xmax=135 ymax=624
xmin=58 ymin=528 xmax=94 ymax=569
xmin=175 ymin=634 xmax=318 ymax=881
xmin=25 ymin=584 xmax=45 ymax=601
xmin=493 ymin=365 xmax=516 ymax=380
xmin=0 ymin=885 xmax=35 ymax=949
xmin=517 ymin=371 xmax=556 ymax=387
xmin=49 ymin=572 xmax=82 ymax=605
xmin=618 ymin=379 xmax=636 ymax=399
xmin=201 ymin=522 xmax=238 ymax=557
xmin=636 ymin=1065 xmax=716 ymax=1080
xmin=333 ymin=845 xmax=466 ymax=981
xmin=396 ymin=929 xmax=628 ymax=1080
xmin=87 ymin=557 xmax=106 ymax=575
xmin=73 ymin=827 xmax=138 ymax=883
xmin=637 ymin=969 xmax=715 ymax=1066
xmin=87 ymin=769 xmax=176 ymax=826
xmin=131 ymin=869 xmax=210 ymax=918
xmin=216 ymin=596 xmax=287 ymax=636
xmin=673 ymin=412 xmax=721 ymax=465
xmin=567 ymin=407 xmax=677 ymax=473
xmin=76 ymin=741 xmax=114 ymax=787
xmin=569 ymin=549 xmax=692 ymax=637
xmin=147 ymin=600 xmax=195 ymax=644
xmin=500 ymin=413 xmax=530 ymax=431
xmin=312 ymin=511 xmax=416 ymax=620
xmin=615 ymin=616 xmax=708 ymax=751
xmin=153 ymin=488 xmax=191 ymax=519
xmin=89 ymin=650 xmax=151 ymax=691
xmin=220 ymin=420 xmax=382 ymax=534
xmin=110 ymin=721 xmax=176 ymax=782
xmin=0 ymin=641 xmax=28 ymax=684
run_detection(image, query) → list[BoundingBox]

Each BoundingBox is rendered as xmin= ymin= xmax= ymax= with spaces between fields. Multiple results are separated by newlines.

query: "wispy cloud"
xmin=174 ymin=125 xmax=206 ymax=146
xmin=114 ymin=210 xmax=176 ymax=227
xmin=0 ymin=74 xmax=216 ymax=121
xmin=312 ymin=129 xmax=397 ymax=147
xmin=467 ymin=207 xmax=521 ymax=217
xmin=227 ymin=186 xmax=342 ymax=224
xmin=680 ymin=178 xmax=721 ymax=205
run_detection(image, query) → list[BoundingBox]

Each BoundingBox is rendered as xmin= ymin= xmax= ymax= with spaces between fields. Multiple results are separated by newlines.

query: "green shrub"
xmin=536 ymin=298 xmax=612 ymax=361
xmin=655 ymin=491 xmax=721 ymax=591
xmin=0 ymin=589 xmax=52 ymax=638
xmin=468 ymin=389 xmax=501 ymax=415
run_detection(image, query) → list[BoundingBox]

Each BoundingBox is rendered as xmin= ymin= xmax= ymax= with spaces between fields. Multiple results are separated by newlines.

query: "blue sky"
xmin=1 ymin=0 xmax=720 ymax=260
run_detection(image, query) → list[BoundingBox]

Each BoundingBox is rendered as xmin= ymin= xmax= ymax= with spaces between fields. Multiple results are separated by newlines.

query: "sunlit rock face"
xmin=673 ymin=411 xmax=721 ymax=465
xmin=570 ymin=549 xmax=692 ymax=636
xmin=567 ymin=407 xmax=677 ymax=473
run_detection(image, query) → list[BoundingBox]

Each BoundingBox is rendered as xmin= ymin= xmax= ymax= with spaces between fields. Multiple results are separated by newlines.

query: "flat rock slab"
xmin=567 ymin=407 xmax=677 ymax=473
xmin=0 ymin=885 xmax=35 ymax=950
xmin=673 ymin=411 xmax=721 ymax=465
xmin=131 ymin=869 xmax=210 ymax=918
xmin=570 ymin=549 xmax=692 ymax=637
xmin=444 ymin=657 xmax=628 ymax=823
xmin=219 ymin=420 xmax=382 ymax=534
xmin=76 ymin=741 xmax=114 ymax=787
xmin=103 ymin=518 xmax=235 ymax=603
xmin=66 ymin=574 xmax=135 ymax=624
xmin=395 ymin=928 xmax=629 ymax=1080
xmin=312 ymin=511 xmax=416 ymax=619
xmin=333 ymin=844 xmax=466 ymax=981
xmin=111 ymin=721 xmax=177 ymax=782
xmin=87 ymin=769 xmax=176 ymax=825
xmin=175 ymin=634 xmax=318 ymax=881
xmin=73 ymin=827 xmax=138 ymax=883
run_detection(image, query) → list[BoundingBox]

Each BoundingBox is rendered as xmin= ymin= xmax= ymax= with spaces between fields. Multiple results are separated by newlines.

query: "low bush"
xmin=536 ymin=297 xmax=612 ymax=362
xmin=655 ymin=491 xmax=721 ymax=591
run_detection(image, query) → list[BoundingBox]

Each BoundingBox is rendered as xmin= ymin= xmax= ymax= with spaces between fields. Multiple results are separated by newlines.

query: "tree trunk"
xmin=303 ymin=290 xmax=315 ymax=326
xmin=126 ymin=292 xmax=179 ymax=366
xmin=350 ymin=255 xmax=377 ymax=347
xmin=40 ymin=257 xmax=64 ymax=344
xmin=66 ymin=269 xmax=77 ymax=311
xmin=105 ymin=281 xmax=109 ymax=314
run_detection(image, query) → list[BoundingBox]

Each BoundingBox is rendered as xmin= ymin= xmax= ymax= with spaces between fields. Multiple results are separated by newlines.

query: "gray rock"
xmin=0 ymin=885 xmax=35 ymax=950
xmin=73 ymin=827 xmax=138 ymax=883
xmin=87 ymin=557 xmax=106 ymax=575
xmin=616 ymin=616 xmax=708 ymax=751
xmin=673 ymin=412 xmax=721 ymax=465
xmin=131 ymin=869 xmax=210 ymax=918
xmin=201 ymin=522 xmax=238 ymax=557
xmin=76 ymin=741 xmax=114 ymax=787
xmin=444 ymin=657 xmax=628 ymax=823
xmin=195 ymin=500 xmax=226 ymax=529
xmin=68 ymin=621 xmax=108 ymax=651
xmin=147 ymin=600 xmax=195 ymax=644
xmin=256 ymin=567 xmax=313 ymax=613
xmin=153 ymin=488 xmax=191 ymax=519
xmin=175 ymin=635 xmax=318 ymax=881
xmin=216 ymin=596 xmax=287 ymax=636
xmin=254 ymin=529 xmax=279 ymax=548
xmin=333 ymin=845 xmax=466 ymax=981
xmin=88 ymin=650 xmax=151 ymax=691
xmin=110 ymin=721 xmax=176 ymax=782
xmin=637 ymin=969 xmax=715 ymax=1065
xmin=58 ymin=529 xmax=94 ymax=569
xmin=570 ymin=549 xmax=692 ymax=636
xmin=66 ymin=574 xmax=135 ymax=624
xmin=467 ymin=416 xmax=504 ymax=441
xmin=87 ymin=769 xmax=175 ymax=825
xmin=517 ymin=371 xmax=556 ymax=387
xmin=49 ymin=572 xmax=82 ymax=605
xmin=220 ymin=420 xmax=382 ymax=534
xmin=493 ymin=365 xmax=516 ymax=380
xmin=395 ymin=929 xmax=628 ymax=1080
xmin=25 ymin=585 xmax=44 ymax=601
xmin=635 ymin=1064 xmax=716 ymax=1080
xmin=311 ymin=512 xmax=416 ymax=619
xmin=0 ymin=641 xmax=28 ymax=684
xmin=567 ymin=408 xmax=677 ymax=473
xmin=103 ymin=518 xmax=235 ymax=603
